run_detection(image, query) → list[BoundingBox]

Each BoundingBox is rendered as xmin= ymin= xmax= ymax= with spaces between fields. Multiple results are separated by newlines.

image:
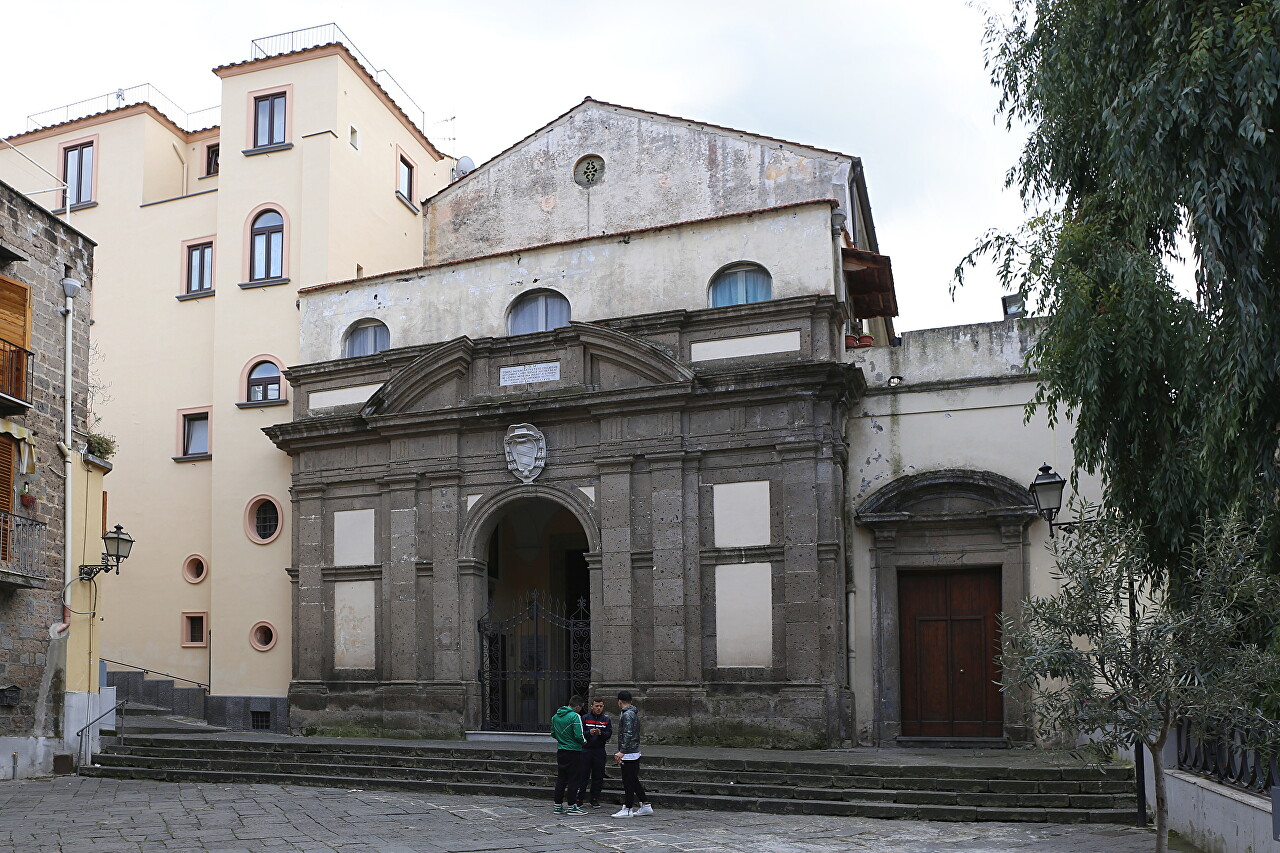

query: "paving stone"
xmin=0 ymin=776 xmax=1202 ymax=852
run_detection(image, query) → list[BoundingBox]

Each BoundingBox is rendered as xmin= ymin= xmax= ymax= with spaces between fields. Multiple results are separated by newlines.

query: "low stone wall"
xmin=1145 ymin=740 xmax=1274 ymax=853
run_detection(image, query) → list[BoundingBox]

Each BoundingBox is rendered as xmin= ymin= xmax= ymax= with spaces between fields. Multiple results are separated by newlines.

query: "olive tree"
xmin=1002 ymin=506 xmax=1280 ymax=853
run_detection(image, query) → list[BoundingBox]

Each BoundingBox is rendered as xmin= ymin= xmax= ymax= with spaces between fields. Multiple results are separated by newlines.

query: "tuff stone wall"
xmin=0 ymin=179 xmax=93 ymax=751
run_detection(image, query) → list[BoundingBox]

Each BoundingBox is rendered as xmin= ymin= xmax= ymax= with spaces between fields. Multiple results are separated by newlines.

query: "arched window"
xmin=709 ymin=263 xmax=772 ymax=308
xmin=249 ymin=210 xmax=284 ymax=281
xmin=246 ymin=361 xmax=282 ymax=402
xmin=344 ymin=319 xmax=390 ymax=358
xmin=508 ymin=290 xmax=571 ymax=336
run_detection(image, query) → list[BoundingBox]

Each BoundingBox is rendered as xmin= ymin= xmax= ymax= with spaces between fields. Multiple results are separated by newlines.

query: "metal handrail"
xmin=75 ymin=698 xmax=126 ymax=771
xmin=100 ymin=658 xmax=208 ymax=691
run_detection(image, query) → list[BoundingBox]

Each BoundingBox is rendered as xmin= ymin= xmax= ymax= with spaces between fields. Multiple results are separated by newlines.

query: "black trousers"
xmin=554 ymin=750 xmax=586 ymax=804
xmin=573 ymin=748 xmax=607 ymax=803
xmin=620 ymin=757 xmax=647 ymax=808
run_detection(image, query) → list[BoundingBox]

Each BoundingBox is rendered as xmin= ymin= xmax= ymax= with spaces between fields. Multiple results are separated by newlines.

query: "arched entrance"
xmin=476 ymin=496 xmax=592 ymax=731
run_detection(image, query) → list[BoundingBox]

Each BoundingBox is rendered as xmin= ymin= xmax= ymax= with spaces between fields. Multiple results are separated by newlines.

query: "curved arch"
xmin=459 ymin=483 xmax=601 ymax=563
xmin=241 ymin=202 xmax=291 ymax=282
xmin=239 ymin=353 xmax=286 ymax=403
xmin=363 ymin=337 xmax=471 ymax=415
xmin=342 ymin=317 xmax=391 ymax=358
xmin=857 ymin=468 xmax=1033 ymax=517
xmin=569 ymin=322 xmax=695 ymax=385
xmin=506 ymin=288 xmax=571 ymax=336
xmin=708 ymin=261 xmax=772 ymax=308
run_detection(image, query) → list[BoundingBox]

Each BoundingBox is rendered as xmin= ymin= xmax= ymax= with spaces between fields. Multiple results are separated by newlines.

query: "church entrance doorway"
xmin=477 ymin=498 xmax=591 ymax=731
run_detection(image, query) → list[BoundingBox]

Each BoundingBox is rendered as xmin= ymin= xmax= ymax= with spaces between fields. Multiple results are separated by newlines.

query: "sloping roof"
xmin=426 ymin=96 xmax=858 ymax=204
xmin=213 ymin=42 xmax=444 ymax=161
xmin=300 ymin=198 xmax=839 ymax=295
xmin=2 ymin=102 xmax=214 ymax=146
xmin=842 ymin=247 xmax=898 ymax=319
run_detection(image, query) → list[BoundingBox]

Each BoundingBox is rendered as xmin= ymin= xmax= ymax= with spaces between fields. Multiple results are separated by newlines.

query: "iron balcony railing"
xmin=1177 ymin=719 xmax=1278 ymax=797
xmin=0 ymin=337 xmax=32 ymax=407
xmin=0 ymin=508 xmax=47 ymax=579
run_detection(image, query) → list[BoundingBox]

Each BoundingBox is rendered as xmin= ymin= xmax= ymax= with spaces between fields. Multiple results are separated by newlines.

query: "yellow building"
xmin=0 ymin=27 xmax=451 ymax=730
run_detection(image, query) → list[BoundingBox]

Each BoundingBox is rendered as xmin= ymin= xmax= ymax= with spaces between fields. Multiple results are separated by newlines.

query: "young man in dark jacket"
xmin=612 ymin=690 xmax=653 ymax=817
xmin=572 ymin=698 xmax=612 ymax=809
xmin=551 ymin=696 xmax=588 ymax=815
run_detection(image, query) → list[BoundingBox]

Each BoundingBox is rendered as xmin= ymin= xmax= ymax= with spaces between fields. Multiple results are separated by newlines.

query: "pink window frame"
xmin=179 ymin=235 xmax=216 ymax=295
xmin=241 ymin=203 xmax=291 ymax=283
xmin=58 ymin=133 xmax=99 ymax=209
xmin=245 ymin=84 xmax=293 ymax=149
xmin=180 ymin=611 xmax=209 ymax=648
xmin=175 ymin=405 xmax=213 ymax=458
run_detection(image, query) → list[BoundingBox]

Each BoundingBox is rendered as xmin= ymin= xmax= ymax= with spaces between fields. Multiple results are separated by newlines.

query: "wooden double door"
xmin=898 ymin=567 xmax=1003 ymax=738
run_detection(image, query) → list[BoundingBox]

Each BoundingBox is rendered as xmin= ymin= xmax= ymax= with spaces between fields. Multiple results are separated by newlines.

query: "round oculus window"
xmin=250 ymin=621 xmax=277 ymax=651
xmin=183 ymin=555 xmax=208 ymax=584
xmin=573 ymin=155 xmax=605 ymax=187
xmin=245 ymin=495 xmax=283 ymax=544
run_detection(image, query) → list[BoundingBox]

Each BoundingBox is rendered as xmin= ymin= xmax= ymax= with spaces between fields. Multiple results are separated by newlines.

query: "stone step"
xmin=108 ymin=714 xmax=225 ymax=736
xmin=102 ymin=745 xmax=1135 ymax=794
xmin=76 ymin=764 xmax=1137 ymax=824
xmin=110 ymin=736 xmax=1132 ymax=782
xmin=89 ymin=753 xmax=1135 ymax=811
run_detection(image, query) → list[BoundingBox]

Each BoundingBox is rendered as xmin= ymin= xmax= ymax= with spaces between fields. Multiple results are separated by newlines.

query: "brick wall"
xmin=0 ymin=178 xmax=93 ymax=739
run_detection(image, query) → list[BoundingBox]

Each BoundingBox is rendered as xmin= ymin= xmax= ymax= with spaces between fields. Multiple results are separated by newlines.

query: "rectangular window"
xmin=181 ymin=612 xmax=208 ymax=647
xmin=397 ymin=156 xmax=414 ymax=200
xmin=63 ymin=142 xmax=93 ymax=207
xmin=251 ymin=710 xmax=272 ymax=730
xmin=205 ymin=144 xmax=220 ymax=176
xmin=183 ymin=413 xmax=209 ymax=456
xmin=186 ymin=242 xmax=213 ymax=293
xmin=253 ymin=93 xmax=287 ymax=148
xmin=349 ymin=127 xmax=359 ymax=149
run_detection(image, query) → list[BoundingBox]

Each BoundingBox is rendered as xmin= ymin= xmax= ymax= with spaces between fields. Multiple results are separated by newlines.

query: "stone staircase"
xmin=81 ymin=735 xmax=1138 ymax=824
xmin=105 ymin=670 xmax=208 ymax=720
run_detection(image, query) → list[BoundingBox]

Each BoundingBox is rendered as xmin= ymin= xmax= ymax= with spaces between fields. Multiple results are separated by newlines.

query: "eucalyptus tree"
xmin=957 ymin=1 xmax=1280 ymax=578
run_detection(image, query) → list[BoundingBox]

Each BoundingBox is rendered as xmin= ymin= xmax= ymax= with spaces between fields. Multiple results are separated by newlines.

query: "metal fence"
xmin=27 ymin=84 xmax=218 ymax=133
xmin=1178 ymin=720 xmax=1279 ymax=797
xmin=0 ymin=508 xmax=46 ymax=578
xmin=250 ymin=24 xmax=428 ymax=135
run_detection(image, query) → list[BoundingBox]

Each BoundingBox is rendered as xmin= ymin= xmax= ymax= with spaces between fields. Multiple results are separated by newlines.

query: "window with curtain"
xmin=344 ymin=320 xmax=390 ymax=358
xmin=508 ymin=291 xmax=571 ymax=336
xmin=250 ymin=210 xmax=284 ymax=281
xmin=709 ymin=263 xmax=772 ymax=308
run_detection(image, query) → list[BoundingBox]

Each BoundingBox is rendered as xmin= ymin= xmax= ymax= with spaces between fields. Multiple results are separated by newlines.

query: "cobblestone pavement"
xmin=0 ymin=777 xmax=1193 ymax=853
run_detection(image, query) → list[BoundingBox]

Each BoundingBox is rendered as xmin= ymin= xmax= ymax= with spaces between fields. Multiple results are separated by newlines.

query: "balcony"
xmin=0 ymin=508 xmax=47 ymax=590
xmin=0 ymin=338 xmax=32 ymax=416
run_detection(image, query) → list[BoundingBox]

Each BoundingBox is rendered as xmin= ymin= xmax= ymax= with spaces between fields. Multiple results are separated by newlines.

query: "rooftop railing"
xmin=250 ymin=24 xmax=428 ymax=135
xmin=26 ymin=84 xmax=219 ymax=133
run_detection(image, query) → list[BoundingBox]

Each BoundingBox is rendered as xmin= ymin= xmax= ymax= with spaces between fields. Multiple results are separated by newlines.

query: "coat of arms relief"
xmin=504 ymin=423 xmax=546 ymax=484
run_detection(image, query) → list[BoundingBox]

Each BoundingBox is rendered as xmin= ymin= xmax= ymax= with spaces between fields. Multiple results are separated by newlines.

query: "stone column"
xmin=596 ymin=456 xmax=634 ymax=683
xmin=779 ymin=442 xmax=820 ymax=682
xmin=291 ymin=484 xmax=327 ymax=683
xmin=647 ymin=452 xmax=686 ymax=681
xmin=379 ymin=474 xmax=420 ymax=681
xmin=428 ymin=474 xmax=462 ymax=682
xmin=681 ymin=453 xmax=702 ymax=680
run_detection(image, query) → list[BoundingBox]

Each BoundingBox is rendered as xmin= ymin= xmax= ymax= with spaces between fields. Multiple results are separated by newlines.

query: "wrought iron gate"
xmin=478 ymin=590 xmax=590 ymax=731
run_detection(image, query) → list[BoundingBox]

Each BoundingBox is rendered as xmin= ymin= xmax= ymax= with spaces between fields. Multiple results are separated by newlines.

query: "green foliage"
xmin=958 ymin=0 xmax=1280 ymax=578
xmin=84 ymin=433 xmax=117 ymax=460
xmin=1004 ymin=506 xmax=1280 ymax=755
xmin=1003 ymin=506 xmax=1280 ymax=850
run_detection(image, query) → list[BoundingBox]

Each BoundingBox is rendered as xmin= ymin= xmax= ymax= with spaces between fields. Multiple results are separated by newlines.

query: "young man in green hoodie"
xmin=551 ymin=695 xmax=588 ymax=815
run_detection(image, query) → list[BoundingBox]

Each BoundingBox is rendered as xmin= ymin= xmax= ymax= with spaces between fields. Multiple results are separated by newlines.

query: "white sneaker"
xmin=634 ymin=803 xmax=654 ymax=816
xmin=611 ymin=807 xmax=634 ymax=818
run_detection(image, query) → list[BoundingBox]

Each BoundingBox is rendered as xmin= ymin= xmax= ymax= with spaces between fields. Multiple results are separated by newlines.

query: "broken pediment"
xmin=361 ymin=323 xmax=693 ymax=417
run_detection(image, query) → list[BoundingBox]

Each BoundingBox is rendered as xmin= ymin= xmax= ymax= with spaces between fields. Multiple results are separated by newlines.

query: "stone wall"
xmin=0 ymin=178 xmax=93 ymax=770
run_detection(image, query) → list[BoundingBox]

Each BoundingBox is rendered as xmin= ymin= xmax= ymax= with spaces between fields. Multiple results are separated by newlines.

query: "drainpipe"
xmin=58 ymin=277 xmax=81 ymax=609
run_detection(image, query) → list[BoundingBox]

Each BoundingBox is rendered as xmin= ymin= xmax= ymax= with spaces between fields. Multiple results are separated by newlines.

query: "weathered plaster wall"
xmin=845 ymin=319 xmax=1102 ymax=744
xmin=0 ymin=178 xmax=94 ymax=775
xmin=301 ymin=202 xmax=840 ymax=363
xmin=424 ymin=101 xmax=856 ymax=264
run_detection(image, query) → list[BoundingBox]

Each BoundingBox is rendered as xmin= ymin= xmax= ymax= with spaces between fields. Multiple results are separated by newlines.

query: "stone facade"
xmin=0 ymin=178 xmax=94 ymax=774
xmin=268 ymin=295 xmax=859 ymax=747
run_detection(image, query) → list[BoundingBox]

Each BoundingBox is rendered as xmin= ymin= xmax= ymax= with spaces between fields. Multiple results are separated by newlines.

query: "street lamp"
xmin=78 ymin=524 xmax=135 ymax=581
xmin=1028 ymin=464 xmax=1069 ymax=536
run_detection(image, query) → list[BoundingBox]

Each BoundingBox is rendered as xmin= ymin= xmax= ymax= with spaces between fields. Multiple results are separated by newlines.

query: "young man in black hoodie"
xmin=572 ymin=698 xmax=612 ymax=809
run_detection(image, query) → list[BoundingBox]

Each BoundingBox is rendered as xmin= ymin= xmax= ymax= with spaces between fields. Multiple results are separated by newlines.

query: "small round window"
xmin=183 ymin=555 xmax=208 ymax=584
xmin=250 ymin=621 xmax=277 ymax=651
xmin=573 ymin=155 xmax=605 ymax=187
xmin=245 ymin=495 xmax=283 ymax=544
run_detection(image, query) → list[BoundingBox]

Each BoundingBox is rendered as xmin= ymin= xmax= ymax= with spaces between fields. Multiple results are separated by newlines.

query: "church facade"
xmin=266 ymin=100 xmax=1087 ymax=747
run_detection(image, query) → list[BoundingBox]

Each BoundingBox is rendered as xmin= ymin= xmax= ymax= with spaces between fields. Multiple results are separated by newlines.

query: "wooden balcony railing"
xmin=0 ymin=337 xmax=32 ymax=408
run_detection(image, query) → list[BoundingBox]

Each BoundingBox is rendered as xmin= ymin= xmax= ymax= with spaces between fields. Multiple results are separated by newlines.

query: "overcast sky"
xmin=2 ymin=0 xmax=1029 ymax=333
